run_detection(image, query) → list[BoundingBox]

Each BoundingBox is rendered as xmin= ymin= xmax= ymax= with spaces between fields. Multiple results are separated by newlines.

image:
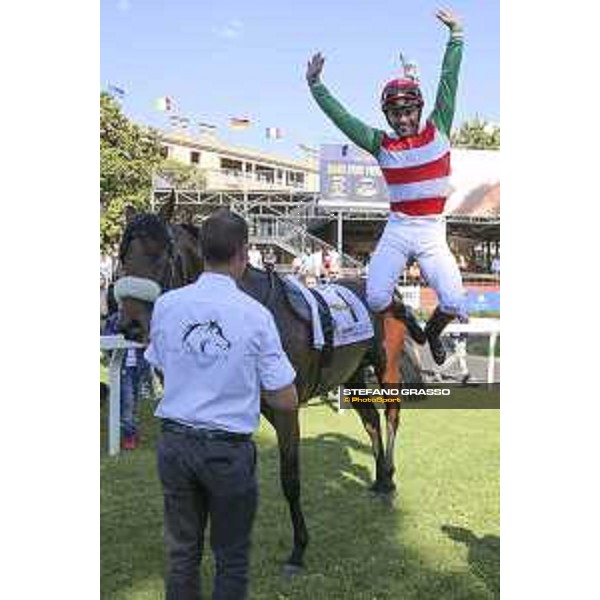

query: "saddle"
xmin=283 ymin=278 xmax=335 ymax=366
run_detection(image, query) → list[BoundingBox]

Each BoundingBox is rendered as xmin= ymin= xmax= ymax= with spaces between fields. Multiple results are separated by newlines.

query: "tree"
xmin=156 ymin=158 xmax=207 ymax=190
xmin=100 ymin=92 xmax=163 ymax=251
xmin=451 ymin=117 xmax=500 ymax=150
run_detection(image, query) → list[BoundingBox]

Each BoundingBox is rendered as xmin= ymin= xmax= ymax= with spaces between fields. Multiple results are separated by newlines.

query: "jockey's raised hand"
xmin=435 ymin=8 xmax=462 ymax=33
xmin=306 ymin=52 xmax=325 ymax=86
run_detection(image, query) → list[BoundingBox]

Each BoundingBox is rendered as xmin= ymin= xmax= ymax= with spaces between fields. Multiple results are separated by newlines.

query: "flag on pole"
xmin=168 ymin=115 xmax=191 ymax=132
xmin=155 ymin=96 xmax=174 ymax=111
xmin=229 ymin=117 xmax=251 ymax=130
xmin=107 ymin=84 xmax=125 ymax=99
xmin=298 ymin=143 xmax=318 ymax=155
xmin=265 ymin=127 xmax=282 ymax=139
xmin=198 ymin=121 xmax=217 ymax=130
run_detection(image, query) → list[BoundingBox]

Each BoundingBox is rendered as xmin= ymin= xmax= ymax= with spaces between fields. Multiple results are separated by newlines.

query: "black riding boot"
xmin=424 ymin=307 xmax=456 ymax=366
xmin=391 ymin=291 xmax=427 ymax=345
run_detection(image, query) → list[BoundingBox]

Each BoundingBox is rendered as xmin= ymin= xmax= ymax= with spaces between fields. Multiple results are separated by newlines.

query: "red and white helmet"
xmin=380 ymin=78 xmax=423 ymax=110
xmin=381 ymin=54 xmax=423 ymax=110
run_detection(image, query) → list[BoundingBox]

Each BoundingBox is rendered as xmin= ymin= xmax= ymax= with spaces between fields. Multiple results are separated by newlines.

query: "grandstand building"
xmin=158 ymin=130 xmax=319 ymax=193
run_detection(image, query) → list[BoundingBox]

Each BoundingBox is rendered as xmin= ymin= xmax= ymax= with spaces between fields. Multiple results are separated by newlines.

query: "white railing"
xmin=245 ymin=214 xmax=363 ymax=268
xmin=101 ymin=335 xmax=144 ymax=456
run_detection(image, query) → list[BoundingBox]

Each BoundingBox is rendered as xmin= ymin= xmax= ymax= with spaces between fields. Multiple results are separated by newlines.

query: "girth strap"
xmin=308 ymin=288 xmax=334 ymax=369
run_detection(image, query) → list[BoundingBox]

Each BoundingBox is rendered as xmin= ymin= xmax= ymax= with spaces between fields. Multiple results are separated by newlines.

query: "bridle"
xmin=116 ymin=218 xmax=185 ymax=298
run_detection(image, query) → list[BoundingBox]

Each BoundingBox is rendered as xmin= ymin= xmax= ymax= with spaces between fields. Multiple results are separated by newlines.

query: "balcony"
xmin=208 ymin=169 xmax=308 ymax=192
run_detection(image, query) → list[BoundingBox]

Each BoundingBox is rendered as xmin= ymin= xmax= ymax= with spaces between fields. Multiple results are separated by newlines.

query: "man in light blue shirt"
xmin=145 ymin=209 xmax=297 ymax=600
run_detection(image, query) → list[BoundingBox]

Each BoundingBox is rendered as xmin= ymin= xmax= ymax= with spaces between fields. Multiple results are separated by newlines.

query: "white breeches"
xmin=366 ymin=217 xmax=467 ymax=316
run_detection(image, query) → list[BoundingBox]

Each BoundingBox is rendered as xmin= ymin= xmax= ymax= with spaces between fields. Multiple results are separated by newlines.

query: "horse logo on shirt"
xmin=182 ymin=320 xmax=231 ymax=358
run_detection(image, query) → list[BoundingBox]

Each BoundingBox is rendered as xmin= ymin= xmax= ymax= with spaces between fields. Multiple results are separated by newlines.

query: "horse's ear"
xmin=159 ymin=189 xmax=176 ymax=223
xmin=124 ymin=205 xmax=136 ymax=224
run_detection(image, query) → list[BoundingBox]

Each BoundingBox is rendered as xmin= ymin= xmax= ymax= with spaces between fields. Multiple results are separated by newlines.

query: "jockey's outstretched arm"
xmin=429 ymin=9 xmax=464 ymax=137
xmin=306 ymin=52 xmax=384 ymax=157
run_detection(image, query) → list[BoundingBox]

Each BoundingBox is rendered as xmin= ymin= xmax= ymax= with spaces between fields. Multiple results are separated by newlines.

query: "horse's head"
xmin=114 ymin=192 xmax=203 ymax=343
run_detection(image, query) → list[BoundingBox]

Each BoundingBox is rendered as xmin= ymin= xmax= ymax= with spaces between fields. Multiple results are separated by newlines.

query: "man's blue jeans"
xmin=157 ymin=426 xmax=258 ymax=600
xmin=120 ymin=365 xmax=140 ymax=438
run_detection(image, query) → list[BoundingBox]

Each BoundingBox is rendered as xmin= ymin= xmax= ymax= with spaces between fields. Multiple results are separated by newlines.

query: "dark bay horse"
xmin=114 ymin=196 xmax=422 ymax=573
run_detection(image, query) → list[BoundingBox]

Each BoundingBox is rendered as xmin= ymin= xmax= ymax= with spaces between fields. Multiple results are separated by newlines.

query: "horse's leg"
xmin=261 ymin=403 xmax=309 ymax=575
xmin=378 ymin=312 xmax=407 ymax=496
xmin=353 ymin=404 xmax=389 ymax=493
xmin=346 ymin=366 xmax=387 ymax=493
xmin=381 ymin=405 xmax=401 ymax=495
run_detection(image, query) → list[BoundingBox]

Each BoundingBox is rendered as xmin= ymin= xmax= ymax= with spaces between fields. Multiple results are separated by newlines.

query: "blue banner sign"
xmin=465 ymin=290 xmax=500 ymax=313
xmin=319 ymin=143 xmax=388 ymax=206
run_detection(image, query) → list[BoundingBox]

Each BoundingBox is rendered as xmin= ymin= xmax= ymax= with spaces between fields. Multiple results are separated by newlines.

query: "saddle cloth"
xmin=284 ymin=276 xmax=374 ymax=349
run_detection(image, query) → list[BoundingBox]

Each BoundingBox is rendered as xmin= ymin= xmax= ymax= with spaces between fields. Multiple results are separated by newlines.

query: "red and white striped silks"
xmin=378 ymin=120 xmax=451 ymax=216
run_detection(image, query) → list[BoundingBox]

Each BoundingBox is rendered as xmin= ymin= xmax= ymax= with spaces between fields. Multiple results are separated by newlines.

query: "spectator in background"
xmin=291 ymin=254 xmax=302 ymax=275
xmin=102 ymin=292 xmax=148 ymax=450
xmin=264 ymin=246 xmax=277 ymax=269
xmin=300 ymin=250 xmax=310 ymax=274
xmin=323 ymin=248 xmax=332 ymax=277
xmin=491 ymin=255 xmax=500 ymax=278
xmin=248 ymin=244 xmax=263 ymax=269
xmin=100 ymin=252 xmax=114 ymax=283
xmin=303 ymin=274 xmax=318 ymax=288
xmin=329 ymin=248 xmax=341 ymax=277
xmin=310 ymin=248 xmax=323 ymax=278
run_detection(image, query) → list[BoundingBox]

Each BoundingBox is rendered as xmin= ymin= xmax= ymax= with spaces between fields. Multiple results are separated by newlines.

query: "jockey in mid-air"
xmin=306 ymin=8 xmax=467 ymax=383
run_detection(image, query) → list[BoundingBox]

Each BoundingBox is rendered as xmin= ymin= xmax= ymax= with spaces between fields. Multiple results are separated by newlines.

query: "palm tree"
xmin=451 ymin=117 xmax=500 ymax=150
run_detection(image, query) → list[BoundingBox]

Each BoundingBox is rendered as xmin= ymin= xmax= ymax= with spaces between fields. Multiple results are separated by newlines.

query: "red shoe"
xmin=122 ymin=435 xmax=138 ymax=450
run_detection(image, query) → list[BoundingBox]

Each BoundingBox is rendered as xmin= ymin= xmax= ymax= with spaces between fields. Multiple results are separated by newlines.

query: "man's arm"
xmin=430 ymin=9 xmax=464 ymax=138
xmin=307 ymin=53 xmax=384 ymax=157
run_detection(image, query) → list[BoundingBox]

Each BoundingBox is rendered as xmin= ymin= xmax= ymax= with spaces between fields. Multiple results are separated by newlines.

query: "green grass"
xmin=101 ymin=399 xmax=499 ymax=599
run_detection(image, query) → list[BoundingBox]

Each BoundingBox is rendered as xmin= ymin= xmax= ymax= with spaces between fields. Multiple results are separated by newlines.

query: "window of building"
xmin=255 ymin=165 xmax=275 ymax=183
xmin=286 ymin=171 xmax=306 ymax=187
xmin=220 ymin=157 xmax=243 ymax=171
xmin=190 ymin=151 xmax=200 ymax=164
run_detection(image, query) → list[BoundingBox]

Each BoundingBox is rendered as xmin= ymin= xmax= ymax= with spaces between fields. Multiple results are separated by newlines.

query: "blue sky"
xmin=101 ymin=0 xmax=498 ymax=159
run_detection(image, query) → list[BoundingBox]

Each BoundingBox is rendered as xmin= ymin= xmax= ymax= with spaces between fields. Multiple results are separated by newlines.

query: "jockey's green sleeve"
xmin=309 ymin=82 xmax=384 ymax=157
xmin=430 ymin=32 xmax=464 ymax=137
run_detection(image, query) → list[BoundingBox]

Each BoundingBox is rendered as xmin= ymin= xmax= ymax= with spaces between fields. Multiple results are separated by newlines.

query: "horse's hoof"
xmin=375 ymin=489 xmax=397 ymax=502
xmin=369 ymin=481 xmax=397 ymax=502
xmin=282 ymin=563 xmax=303 ymax=577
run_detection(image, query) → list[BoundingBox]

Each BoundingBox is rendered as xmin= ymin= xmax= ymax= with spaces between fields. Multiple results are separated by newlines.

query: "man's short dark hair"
xmin=201 ymin=209 xmax=248 ymax=264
